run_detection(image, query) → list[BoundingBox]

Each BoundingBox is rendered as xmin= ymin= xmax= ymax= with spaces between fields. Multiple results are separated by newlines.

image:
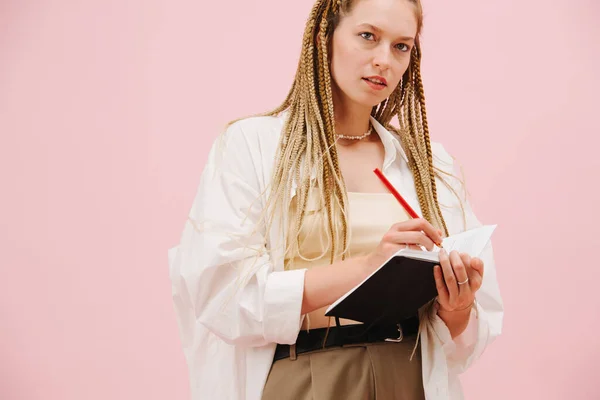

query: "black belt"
xmin=273 ymin=316 xmax=420 ymax=362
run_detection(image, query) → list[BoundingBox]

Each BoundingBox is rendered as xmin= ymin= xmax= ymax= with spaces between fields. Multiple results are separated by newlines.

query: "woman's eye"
xmin=360 ymin=32 xmax=374 ymax=41
xmin=396 ymin=43 xmax=410 ymax=52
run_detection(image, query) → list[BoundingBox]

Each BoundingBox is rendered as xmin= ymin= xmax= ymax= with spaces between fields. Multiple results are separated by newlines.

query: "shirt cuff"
xmin=263 ymin=268 xmax=307 ymax=344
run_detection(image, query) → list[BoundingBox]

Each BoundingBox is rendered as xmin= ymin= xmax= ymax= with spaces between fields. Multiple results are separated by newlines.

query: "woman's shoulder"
xmin=211 ymin=112 xmax=287 ymax=170
xmin=222 ymin=111 xmax=287 ymax=143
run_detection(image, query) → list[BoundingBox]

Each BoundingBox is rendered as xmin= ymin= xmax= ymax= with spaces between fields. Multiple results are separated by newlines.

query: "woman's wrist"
xmin=436 ymin=299 xmax=474 ymax=316
xmin=436 ymin=300 xmax=473 ymax=338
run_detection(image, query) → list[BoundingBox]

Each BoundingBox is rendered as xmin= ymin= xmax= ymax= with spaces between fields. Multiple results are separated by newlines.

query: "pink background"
xmin=1 ymin=0 xmax=598 ymax=399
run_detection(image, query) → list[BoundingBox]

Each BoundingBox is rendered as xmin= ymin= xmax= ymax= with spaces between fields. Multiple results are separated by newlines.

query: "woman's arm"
xmin=302 ymin=256 xmax=369 ymax=314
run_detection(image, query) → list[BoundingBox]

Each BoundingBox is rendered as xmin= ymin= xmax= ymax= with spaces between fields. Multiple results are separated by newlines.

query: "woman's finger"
xmin=391 ymin=218 xmax=444 ymax=247
xmin=434 ymin=265 xmax=449 ymax=305
xmin=459 ymin=252 xmax=471 ymax=271
xmin=387 ymin=231 xmax=435 ymax=251
xmin=450 ymin=251 xmax=470 ymax=294
xmin=439 ymin=249 xmax=458 ymax=302
xmin=470 ymin=257 xmax=484 ymax=275
xmin=460 ymin=252 xmax=476 ymax=284
xmin=469 ymin=257 xmax=485 ymax=291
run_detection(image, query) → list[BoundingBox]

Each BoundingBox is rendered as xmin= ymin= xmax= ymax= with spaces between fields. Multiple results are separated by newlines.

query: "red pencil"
xmin=373 ymin=168 xmax=444 ymax=248
xmin=373 ymin=168 xmax=419 ymax=218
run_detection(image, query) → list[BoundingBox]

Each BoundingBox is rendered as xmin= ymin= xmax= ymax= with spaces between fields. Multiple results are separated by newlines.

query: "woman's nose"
xmin=372 ymin=46 xmax=392 ymax=70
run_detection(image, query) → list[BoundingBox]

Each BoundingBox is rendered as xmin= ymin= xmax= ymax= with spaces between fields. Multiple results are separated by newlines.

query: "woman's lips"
xmin=362 ymin=78 xmax=387 ymax=91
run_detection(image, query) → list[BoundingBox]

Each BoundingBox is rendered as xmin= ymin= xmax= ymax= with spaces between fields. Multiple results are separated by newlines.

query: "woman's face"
xmin=330 ymin=0 xmax=418 ymax=109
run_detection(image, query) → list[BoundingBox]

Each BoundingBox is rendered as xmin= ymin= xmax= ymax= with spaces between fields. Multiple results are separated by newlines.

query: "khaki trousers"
xmin=262 ymin=335 xmax=425 ymax=400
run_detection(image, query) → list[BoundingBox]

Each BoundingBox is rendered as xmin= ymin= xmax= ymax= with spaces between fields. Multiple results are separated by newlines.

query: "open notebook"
xmin=324 ymin=225 xmax=497 ymax=325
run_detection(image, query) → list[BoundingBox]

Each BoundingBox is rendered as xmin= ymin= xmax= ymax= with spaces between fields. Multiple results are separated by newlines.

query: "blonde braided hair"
xmin=223 ymin=0 xmax=463 ymax=270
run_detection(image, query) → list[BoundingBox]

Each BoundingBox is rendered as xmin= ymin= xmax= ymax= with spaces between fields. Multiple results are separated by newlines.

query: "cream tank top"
xmin=284 ymin=190 xmax=411 ymax=330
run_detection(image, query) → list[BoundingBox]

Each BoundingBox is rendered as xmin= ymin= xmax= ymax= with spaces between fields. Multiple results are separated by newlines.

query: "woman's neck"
xmin=333 ymin=105 xmax=372 ymax=138
xmin=331 ymin=84 xmax=373 ymax=138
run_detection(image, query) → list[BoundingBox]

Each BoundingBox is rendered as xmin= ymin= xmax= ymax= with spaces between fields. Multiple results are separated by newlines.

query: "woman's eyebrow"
xmin=357 ymin=23 xmax=415 ymax=41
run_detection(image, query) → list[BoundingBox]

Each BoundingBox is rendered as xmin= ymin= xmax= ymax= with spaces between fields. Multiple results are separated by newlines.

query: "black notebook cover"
xmin=324 ymin=253 xmax=438 ymax=325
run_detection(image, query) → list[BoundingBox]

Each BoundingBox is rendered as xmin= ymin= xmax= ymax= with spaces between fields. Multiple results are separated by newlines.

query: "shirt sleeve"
xmin=168 ymin=120 xmax=306 ymax=348
xmin=427 ymin=142 xmax=504 ymax=374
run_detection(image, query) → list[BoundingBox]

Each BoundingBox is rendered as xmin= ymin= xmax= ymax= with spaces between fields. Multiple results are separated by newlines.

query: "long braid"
xmin=412 ymin=48 xmax=449 ymax=236
xmin=315 ymin=1 xmax=339 ymax=263
xmin=319 ymin=3 xmax=350 ymax=263
xmin=397 ymin=69 xmax=433 ymax=223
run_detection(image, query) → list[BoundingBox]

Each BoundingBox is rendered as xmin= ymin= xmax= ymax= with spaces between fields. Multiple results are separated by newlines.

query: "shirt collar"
xmin=369 ymin=115 xmax=409 ymax=167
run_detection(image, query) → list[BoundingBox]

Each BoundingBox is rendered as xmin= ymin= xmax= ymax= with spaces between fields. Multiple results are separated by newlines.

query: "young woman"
xmin=168 ymin=0 xmax=504 ymax=398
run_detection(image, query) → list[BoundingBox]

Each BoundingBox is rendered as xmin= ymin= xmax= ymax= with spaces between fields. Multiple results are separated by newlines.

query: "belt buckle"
xmin=384 ymin=323 xmax=404 ymax=343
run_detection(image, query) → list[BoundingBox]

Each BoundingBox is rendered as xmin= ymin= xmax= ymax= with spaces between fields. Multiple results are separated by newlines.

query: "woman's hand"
xmin=434 ymin=250 xmax=484 ymax=313
xmin=365 ymin=218 xmax=444 ymax=272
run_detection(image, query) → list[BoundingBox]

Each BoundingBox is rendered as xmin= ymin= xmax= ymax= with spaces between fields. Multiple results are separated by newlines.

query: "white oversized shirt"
xmin=168 ymin=111 xmax=504 ymax=400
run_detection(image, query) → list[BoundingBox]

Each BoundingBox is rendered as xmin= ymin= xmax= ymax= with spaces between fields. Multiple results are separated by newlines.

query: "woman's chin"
xmin=359 ymin=92 xmax=391 ymax=108
xmin=335 ymin=90 xmax=390 ymax=111
xmin=362 ymin=97 xmax=389 ymax=109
